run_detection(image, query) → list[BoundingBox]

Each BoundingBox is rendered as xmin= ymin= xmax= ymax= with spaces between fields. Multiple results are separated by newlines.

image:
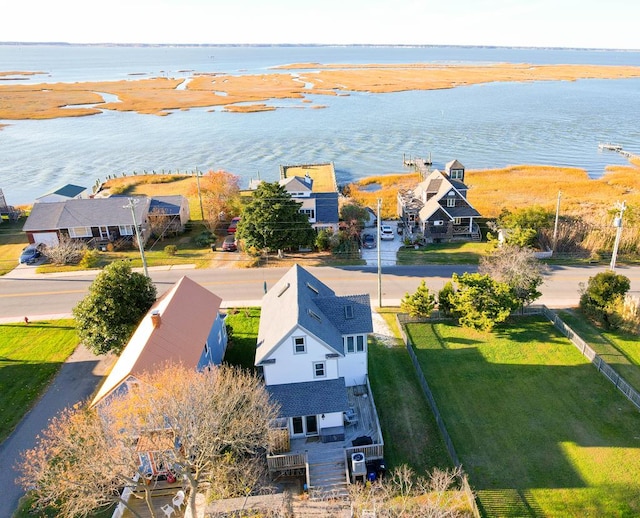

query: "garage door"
xmin=32 ymin=232 xmax=59 ymax=247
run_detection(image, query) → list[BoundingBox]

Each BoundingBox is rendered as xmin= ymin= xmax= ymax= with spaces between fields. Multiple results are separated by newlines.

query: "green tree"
xmin=479 ymin=244 xmax=547 ymax=307
xmin=437 ymin=281 xmax=457 ymax=317
xmin=236 ymin=182 xmax=315 ymax=256
xmin=340 ymin=202 xmax=369 ymax=237
xmin=493 ymin=206 xmax=553 ymax=248
xmin=400 ymin=280 xmax=436 ymax=318
xmin=72 ymin=261 xmax=156 ymax=355
xmin=580 ymin=270 xmax=631 ymax=329
xmin=450 ymin=272 xmax=519 ymax=331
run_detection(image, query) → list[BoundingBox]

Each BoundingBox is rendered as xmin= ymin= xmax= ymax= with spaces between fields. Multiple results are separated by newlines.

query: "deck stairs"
xmin=307 ymin=444 xmax=349 ymax=501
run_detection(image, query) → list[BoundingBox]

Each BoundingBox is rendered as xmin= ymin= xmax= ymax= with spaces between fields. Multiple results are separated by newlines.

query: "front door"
xmin=99 ymin=226 xmax=110 ymax=240
xmin=305 ymin=415 xmax=318 ymax=436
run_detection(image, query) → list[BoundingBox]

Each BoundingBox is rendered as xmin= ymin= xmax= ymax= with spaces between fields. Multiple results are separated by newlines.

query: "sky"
xmin=2 ymin=0 xmax=639 ymax=50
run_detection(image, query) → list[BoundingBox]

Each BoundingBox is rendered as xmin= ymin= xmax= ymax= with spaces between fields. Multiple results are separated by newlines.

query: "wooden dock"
xmin=403 ymin=154 xmax=432 ymax=178
xmin=598 ymin=143 xmax=638 ymax=159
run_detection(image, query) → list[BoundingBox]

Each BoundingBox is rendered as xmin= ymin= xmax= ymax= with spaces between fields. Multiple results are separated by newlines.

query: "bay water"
xmin=1 ymin=44 xmax=639 ymax=205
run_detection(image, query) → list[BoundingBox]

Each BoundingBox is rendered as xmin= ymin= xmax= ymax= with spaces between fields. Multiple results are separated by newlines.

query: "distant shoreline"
xmin=1 ymin=42 xmax=638 ymax=52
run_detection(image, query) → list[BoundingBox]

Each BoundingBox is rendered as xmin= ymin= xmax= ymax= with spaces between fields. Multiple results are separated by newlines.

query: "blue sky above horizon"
xmin=3 ymin=0 xmax=639 ymax=50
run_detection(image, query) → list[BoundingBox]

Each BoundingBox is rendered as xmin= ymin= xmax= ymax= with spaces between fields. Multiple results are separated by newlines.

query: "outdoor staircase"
xmin=307 ymin=448 xmax=349 ymax=501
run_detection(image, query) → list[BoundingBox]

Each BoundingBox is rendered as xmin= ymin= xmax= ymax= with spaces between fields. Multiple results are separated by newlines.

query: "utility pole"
xmin=609 ymin=201 xmax=626 ymax=272
xmin=552 ymin=190 xmax=562 ymax=253
xmin=377 ymin=198 xmax=382 ymax=308
xmin=195 ymin=169 xmax=204 ymax=221
xmin=125 ymin=198 xmax=149 ymax=277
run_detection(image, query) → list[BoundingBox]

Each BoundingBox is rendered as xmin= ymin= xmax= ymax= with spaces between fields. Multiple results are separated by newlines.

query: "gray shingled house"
xmin=397 ymin=159 xmax=481 ymax=243
xmin=22 ymin=195 xmax=189 ymax=247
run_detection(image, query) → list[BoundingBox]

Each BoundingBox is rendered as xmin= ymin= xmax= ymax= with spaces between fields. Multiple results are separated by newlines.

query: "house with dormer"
xmin=256 ymin=264 xmax=372 ymax=442
xmin=279 ymin=163 xmax=340 ymax=232
xmin=397 ymin=159 xmax=481 ymax=242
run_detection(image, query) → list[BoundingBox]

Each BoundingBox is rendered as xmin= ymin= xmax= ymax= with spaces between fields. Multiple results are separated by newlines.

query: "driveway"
xmin=360 ymin=221 xmax=403 ymax=267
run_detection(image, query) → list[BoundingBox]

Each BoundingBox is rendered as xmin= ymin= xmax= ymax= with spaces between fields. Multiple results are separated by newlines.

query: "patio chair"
xmin=172 ymin=489 xmax=186 ymax=510
xmin=343 ymin=407 xmax=358 ymax=426
xmin=161 ymin=503 xmax=176 ymax=518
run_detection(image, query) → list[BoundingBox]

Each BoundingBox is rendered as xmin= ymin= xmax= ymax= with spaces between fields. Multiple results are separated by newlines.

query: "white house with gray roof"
xmin=256 ymin=264 xmax=372 ymax=441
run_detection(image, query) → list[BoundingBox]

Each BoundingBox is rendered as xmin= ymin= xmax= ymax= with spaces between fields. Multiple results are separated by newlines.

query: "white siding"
xmin=338 ymin=351 xmax=368 ymax=387
xmin=262 ymin=326 xmax=340 ymax=386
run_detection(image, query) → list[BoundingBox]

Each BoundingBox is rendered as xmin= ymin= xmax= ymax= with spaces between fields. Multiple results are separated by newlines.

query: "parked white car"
xmin=380 ymin=225 xmax=395 ymax=241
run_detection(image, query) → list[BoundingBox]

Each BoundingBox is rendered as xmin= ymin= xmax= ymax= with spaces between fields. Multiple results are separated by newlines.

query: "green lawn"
xmin=397 ymin=241 xmax=494 ymax=265
xmin=223 ymin=308 xmax=261 ymax=371
xmin=0 ymin=319 xmax=79 ymax=442
xmin=0 ymin=218 xmax=30 ymax=276
xmin=405 ymin=316 xmax=640 ymax=517
xmin=558 ymin=309 xmax=640 ymax=393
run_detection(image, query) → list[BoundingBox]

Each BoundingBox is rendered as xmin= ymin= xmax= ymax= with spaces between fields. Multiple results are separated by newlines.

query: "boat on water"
xmin=598 ymin=143 xmax=623 ymax=151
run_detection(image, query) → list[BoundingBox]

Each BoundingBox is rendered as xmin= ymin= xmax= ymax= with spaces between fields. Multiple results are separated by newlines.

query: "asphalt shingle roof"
xmin=255 ymin=264 xmax=372 ymax=365
xmin=266 ymin=377 xmax=349 ymax=417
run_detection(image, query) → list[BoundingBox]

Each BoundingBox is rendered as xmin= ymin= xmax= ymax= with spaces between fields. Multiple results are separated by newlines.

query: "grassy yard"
xmin=405 ymin=316 xmax=640 ymax=517
xmin=222 ymin=307 xmax=261 ymax=371
xmin=0 ymin=319 xmax=79 ymax=442
xmin=397 ymin=241 xmax=494 ymax=265
xmin=558 ymin=309 xmax=640 ymax=393
xmin=0 ymin=218 xmax=31 ymax=276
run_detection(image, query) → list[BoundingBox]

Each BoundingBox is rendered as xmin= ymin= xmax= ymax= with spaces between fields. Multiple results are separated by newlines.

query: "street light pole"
xmin=552 ymin=190 xmax=561 ymax=253
xmin=125 ymin=198 xmax=149 ymax=277
xmin=609 ymin=201 xmax=626 ymax=272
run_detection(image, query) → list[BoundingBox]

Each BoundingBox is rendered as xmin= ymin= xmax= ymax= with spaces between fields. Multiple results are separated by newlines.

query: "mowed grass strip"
xmin=559 ymin=309 xmax=640 ymax=393
xmin=0 ymin=319 xmax=78 ymax=441
xmin=405 ymin=316 xmax=640 ymax=517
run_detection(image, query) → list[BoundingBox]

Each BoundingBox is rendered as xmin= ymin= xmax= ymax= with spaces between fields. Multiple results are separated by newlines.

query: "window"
xmin=301 ymin=208 xmax=315 ymax=219
xmin=447 ymin=198 xmax=456 ymax=208
xmin=294 ymin=336 xmax=306 ymax=354
xmin=69 ymin=226 xmax=91 ymax=238
xmin=345 ymin=336 xmax=355 ymax=353
xmin=454 ymin=217 xmax=462 ymax=225
xmin=356 ymin=335 xmax=365 ymax=352
xmin=119 ymin=224 xmax=134 ymax=235
xmin=450 ymin=169 xmax=464 ymax=179
xmin=433 ymin=220 xmax=444 ymax=227
xmin=344 ymin=305 xmax=354 ymax=319
xmin=313 ymin=361 xmax=326 ymax=378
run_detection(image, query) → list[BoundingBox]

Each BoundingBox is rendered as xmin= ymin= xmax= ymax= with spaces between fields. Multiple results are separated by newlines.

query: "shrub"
xmin=79 ymin=249 xmax=101 ymax=269
xmin=315 ymin=229 xmax=332 ymax=251
xmin=195 ymin=231 xmax=214 ymax=247
xmin=579 ymin=271 xmax=631 ymax=329
xmin=164 ymin=244 xmax=178 ymax=256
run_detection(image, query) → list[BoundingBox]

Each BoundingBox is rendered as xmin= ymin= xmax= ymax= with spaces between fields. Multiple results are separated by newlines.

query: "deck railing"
xmin=266 ymin=451 xmax=307 ymax=472
xmin=345 ymin=444 xmax=384 ymax=460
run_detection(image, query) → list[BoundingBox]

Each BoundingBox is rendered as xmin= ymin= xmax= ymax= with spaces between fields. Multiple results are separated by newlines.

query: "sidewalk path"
xmin=0 ymin=344 xmax=116 ymax=518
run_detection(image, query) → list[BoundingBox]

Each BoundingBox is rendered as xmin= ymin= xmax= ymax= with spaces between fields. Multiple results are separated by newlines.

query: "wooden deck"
xmin=117 ymin=479 xmax=186 ymax=518
xmin=286 ymin=384 xmax=381 ymax=457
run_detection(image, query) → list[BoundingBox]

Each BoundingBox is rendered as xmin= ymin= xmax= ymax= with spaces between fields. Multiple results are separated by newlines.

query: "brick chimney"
xmin=150 ymin=309 xmax=161 ymax=327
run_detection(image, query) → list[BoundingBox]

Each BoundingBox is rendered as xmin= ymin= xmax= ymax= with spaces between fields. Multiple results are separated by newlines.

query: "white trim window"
xmin=313 ymin=361 xmax=326 ymax=378
xmin=293 ymin=336 xmax=306 ymax=354
xmin=447 ymin=198 xmax=456 ymax=208
xmin=450 ymin=169 xmax=464 ymax=180
xmin=344 ymin=334 xmax=366 ymax=353
xmin=68 ymin=226 xmax=92 ymax=238
xmin=119 ymin=224 xmax=134 ymax=236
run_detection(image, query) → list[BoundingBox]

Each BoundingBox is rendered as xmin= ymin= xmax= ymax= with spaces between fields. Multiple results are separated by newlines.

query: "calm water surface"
xmin=1 ymin=45 xmax=639 ymax=205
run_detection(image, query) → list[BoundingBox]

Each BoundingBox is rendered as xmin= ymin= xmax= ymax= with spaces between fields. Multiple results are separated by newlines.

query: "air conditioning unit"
xmin=351 ymin=452 xmax=366 ymax=475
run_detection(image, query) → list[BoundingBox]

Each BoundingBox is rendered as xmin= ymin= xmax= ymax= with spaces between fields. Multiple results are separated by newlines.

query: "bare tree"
xmin=100 ymin=363 xmax=279 ymax=516
xmin=19 ymin=364 xmax=279 ymax=518
xmin=18 ymin=403 xmax=152 ymax=518
xmin=41 ymin=233 xmax=87 ymax=265
xmin=196 ymin=170 xmax=241 ymax=231
xmin=478 ymin=244 xmax=548 ymax=308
